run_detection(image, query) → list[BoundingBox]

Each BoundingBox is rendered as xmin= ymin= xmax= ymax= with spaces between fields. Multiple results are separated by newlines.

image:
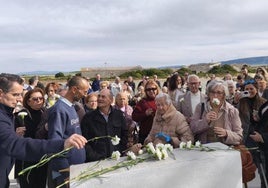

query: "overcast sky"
xmin=1 ymin=0 xmax=268 ymax=73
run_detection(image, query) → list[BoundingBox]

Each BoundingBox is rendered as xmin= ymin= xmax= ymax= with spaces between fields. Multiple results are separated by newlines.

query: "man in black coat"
xmin=81 ymin=88 xmax=128 ymax=162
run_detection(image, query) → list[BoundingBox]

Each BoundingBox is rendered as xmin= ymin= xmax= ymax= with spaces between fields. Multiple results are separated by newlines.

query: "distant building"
xmin=81 ymin=65 xmax=142 ymax=78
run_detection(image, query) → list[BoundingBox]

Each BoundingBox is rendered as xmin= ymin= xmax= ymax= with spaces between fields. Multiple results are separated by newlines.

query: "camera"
xmin=240 ymin=91 xmax=250 ymax=98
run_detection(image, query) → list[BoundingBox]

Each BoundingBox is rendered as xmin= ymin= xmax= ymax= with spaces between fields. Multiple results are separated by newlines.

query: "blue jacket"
xmin=0 ymin=103 xmax=64 ymax=188
xmin=48 ymin=98 xmax=85 ymax=181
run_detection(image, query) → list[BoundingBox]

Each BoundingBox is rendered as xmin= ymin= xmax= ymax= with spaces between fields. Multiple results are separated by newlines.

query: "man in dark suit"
xmin=0 ymin=73 xmax=87 ymax=188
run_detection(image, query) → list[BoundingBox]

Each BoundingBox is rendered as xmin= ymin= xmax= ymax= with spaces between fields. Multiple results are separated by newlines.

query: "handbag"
xmin=233 ymin=144 xmax=257 ymax=183
xmin=127 ymin=122 xmax=139 ymax=147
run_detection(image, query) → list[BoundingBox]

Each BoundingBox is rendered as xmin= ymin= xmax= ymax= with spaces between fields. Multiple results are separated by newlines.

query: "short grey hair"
xmin=155 ymin=93 xmax=172 ymax=105
xmin=187 ymin=74 xmax=200 ymax=83
xmin=206 ymin=80 xmax=229 ymax=98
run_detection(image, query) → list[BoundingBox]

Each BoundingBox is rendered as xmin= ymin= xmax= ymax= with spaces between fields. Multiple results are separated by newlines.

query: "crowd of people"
xmin=1 ymin=64 xmax=268 ymax=188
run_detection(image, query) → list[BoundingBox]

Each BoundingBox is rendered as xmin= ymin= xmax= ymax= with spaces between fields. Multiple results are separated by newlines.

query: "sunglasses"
xmin=31 ymin=97 xmax=44 ymax=102
xmin=145 ymin=88 xmax=157 ymax=92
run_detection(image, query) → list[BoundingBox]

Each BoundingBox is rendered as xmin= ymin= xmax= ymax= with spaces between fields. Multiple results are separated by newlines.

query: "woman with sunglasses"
xmin=14 ymin=88 xmax=48 ymax=188
xmin=132 ymin=80 xmax=160 ymax=144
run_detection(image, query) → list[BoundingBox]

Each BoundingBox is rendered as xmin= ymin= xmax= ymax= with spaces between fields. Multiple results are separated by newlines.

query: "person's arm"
xmin=223 ymin=108 xmax=243 ymax=145
xmin=132 ymin=100 xmax=148 ymax=122
xmin=190 ymin=103 xmax=210 ymax=135
xmin=48 ymin=110 xmax=70 ymax=171
xmin=173 ymin=113 xmax=194 ymax=147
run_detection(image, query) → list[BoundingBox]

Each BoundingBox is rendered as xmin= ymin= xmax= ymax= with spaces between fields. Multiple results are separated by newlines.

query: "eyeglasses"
xmin=210 ymin=91 xmax=224 ymax=95
xmin=31 ymin=97 xmax=44 ymax=102
xmin=145 ymin=88 xmax=157 ymax=92
xmin=189 ymin=82 xmax=200 ymax=85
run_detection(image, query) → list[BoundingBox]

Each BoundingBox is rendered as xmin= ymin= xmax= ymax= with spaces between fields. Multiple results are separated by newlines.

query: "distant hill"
xmin=159 ymin=56 xmax=268 ymax=70
xmin=221 ymin=56 xmax=268 ymax=66
xmin=18 ymin=56 xmax=268 ymax=75
xmin=17 ymin=70 xmax=79 ymax=76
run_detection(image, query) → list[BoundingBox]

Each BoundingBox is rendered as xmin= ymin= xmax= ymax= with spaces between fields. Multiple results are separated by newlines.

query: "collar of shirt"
xmin=190 ymin=91 xmax=200 ymax=96
xmin=99 ymin=108 xmax=111 ymax=122
xmin=60 ymin=97 xmax=73 ymax=107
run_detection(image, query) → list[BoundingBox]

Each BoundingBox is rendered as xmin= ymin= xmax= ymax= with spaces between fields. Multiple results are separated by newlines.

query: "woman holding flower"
xmin=14 ymin=88 xmax=49 ymax=188
xmin=144 ymin=93 xmax=194 ymax=147
xmin=190 ymin=80 xmax=243 ymax=145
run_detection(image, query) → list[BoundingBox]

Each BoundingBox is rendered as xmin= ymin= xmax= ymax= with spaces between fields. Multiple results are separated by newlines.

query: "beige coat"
xmin=144 ymin=104 xmax=194 ymax=148
xmin=190 ymin=101 xmax=243 ymax=145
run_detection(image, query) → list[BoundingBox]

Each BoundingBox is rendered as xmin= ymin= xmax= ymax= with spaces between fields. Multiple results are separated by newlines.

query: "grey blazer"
xmin=177 ymin=91 xmax=207 ymax=119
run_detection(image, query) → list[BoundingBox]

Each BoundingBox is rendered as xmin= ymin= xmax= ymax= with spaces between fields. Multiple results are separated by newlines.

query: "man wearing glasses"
xmin=47 ymin=76 xmax=89 ymax=187
xmin=177 ymin=74 xmax=207 ymax=124
xmin=0 ymin=73 xmax=87 ymax=188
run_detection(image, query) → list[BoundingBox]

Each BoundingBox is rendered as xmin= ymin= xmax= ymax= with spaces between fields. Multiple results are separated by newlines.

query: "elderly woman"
xmin=190 ymin=80 xmax=243 ymax=145
xmin=224 ymin=80 xmax=236 ymax=105
xmin=114 ymin=92 xmax=138 ymax=147
xmin=84 ymin=92 xmax=98 ymax=113
xmin=132 ymin=80 xmax=160 ymax=144
xmin=144 ymin=93 xmax=193 ymax=147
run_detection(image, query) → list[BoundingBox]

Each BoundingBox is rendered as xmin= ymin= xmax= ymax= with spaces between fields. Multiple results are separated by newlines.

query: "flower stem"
xmin=18 ymin=135 xmax=115 ymax=176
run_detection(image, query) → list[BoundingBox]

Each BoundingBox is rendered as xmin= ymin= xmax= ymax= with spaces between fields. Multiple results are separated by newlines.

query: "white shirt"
xmin=190 ymin=91 xmax=201 ymax=114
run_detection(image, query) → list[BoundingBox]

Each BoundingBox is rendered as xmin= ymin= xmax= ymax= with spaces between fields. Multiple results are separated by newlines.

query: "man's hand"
xmin=16 ymin=126 xmax=26 ymax=137
xmin=64 ymin=134 xmax=87 ymax=149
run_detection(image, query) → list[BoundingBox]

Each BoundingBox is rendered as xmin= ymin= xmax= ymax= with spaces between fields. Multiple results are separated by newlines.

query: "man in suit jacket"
xmin=0 ymin=73 xmax=87 ymax=188
xmin=177 ymin=74 xmax=206 ymax=123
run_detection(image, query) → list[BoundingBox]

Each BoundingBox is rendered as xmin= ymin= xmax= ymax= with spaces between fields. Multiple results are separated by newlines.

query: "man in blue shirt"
xmin=91 ymin=73 xmax=101 ymax=91
xmin=0 ymin=73 xmax=87 ymax=188
xmin=48 ymin=76 xmax=89 ymax=186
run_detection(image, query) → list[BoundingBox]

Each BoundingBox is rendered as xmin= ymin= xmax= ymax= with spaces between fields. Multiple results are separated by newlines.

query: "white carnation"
xmin=111 ymin=151 xmax=121 ymax=160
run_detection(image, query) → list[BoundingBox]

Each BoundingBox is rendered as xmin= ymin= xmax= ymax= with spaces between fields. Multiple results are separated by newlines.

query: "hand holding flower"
xmin=206 ymin=111 xmax=218 ymax=122
xmin=18 ymin=111 xmax=28 ymax=126
xmin=64 ymin=134 xmax=87 ymax=150
xmin=16 ymin=126 xmax=26 ymax=137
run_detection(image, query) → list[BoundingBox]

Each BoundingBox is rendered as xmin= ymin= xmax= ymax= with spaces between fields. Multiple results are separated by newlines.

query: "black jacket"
xmin=81 ymin=107 xmax=128 ymax=162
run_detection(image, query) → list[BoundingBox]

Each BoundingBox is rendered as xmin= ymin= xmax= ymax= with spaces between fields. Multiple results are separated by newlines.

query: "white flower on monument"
xmin=195 ymin=141 xmax=201 ymax=147
xmin=127 ymin=151 xmax=136 ymax=160
xmin=179 ymin=142 xmax=186 ymax=149
xmin=111 ymin=151 xmax=121 ymax=160
xmin=186 ymin=141 xmax=192 ymax=149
